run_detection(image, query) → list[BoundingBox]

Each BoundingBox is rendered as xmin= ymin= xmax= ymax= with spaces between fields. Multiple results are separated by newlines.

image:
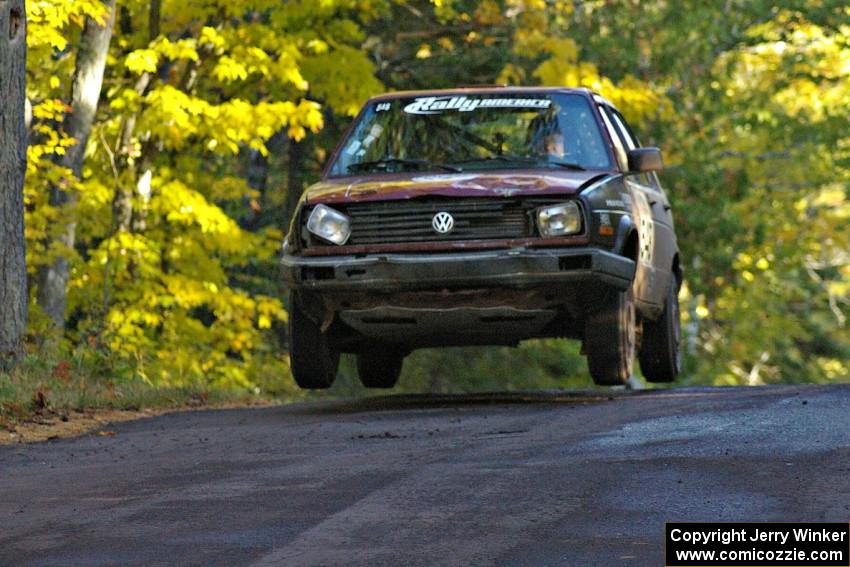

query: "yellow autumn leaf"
xmin=125 ymin=49 xmax=159 ymax=74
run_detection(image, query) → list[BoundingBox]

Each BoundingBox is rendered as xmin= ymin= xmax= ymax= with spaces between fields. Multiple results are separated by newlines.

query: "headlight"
xmin=306 ymin=204 xmax=351 ymax=245
xmin=536 ymin=202 xmax=582 ymax=237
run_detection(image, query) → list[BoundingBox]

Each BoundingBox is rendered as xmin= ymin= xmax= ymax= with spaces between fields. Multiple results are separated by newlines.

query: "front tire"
xmin=639 ymin=279 xmax=681 ymax=383
xmin=357 ymin=348 xmax=405 ymax=388
xmin=288 ymin=293 xmax=339 ymax=389
xmin=585 ymin=285 xmax=636 ymax=386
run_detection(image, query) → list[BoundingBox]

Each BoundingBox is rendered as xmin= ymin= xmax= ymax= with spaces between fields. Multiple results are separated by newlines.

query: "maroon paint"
xmin=305 ymin=170 xmax=608 ymax=205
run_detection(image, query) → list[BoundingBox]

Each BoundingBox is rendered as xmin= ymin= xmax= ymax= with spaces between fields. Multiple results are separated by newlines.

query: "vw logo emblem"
xmin=432 ymin=211 xmax=454 ymax=234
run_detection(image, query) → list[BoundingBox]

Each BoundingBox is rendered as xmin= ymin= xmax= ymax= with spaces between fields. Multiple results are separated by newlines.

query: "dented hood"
xmin=304 ymin=170 xmax=609 ymax=204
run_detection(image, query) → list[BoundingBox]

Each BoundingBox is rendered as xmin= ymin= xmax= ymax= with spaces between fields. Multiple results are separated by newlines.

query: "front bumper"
xmin=281 ymin=247 xmax=635 ymax=292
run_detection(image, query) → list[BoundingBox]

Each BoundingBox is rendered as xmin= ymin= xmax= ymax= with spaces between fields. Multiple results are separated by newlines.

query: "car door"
xmin=599 ymin=103 xmax=672 ymax=316
xmin=598 ymin=104 xmax=674 ymax=311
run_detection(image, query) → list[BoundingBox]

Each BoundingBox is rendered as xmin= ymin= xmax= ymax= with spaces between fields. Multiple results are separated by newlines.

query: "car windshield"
xmin=328 ymin=93 xmax=613 ymax=176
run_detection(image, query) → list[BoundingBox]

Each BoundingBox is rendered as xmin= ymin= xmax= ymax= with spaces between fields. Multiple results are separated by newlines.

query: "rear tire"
xmin=585 ymin=285 xmax=636 ymax=386
xmin=639 ymin=278 xmax=681 ymax=383
xmin=357 ymin=348 xmax=405 ymax=389
xmin=288 ymin=293 xmax=339 ymax=389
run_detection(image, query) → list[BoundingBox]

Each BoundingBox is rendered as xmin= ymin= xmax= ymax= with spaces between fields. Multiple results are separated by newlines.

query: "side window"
xmin=597 ymin=106 xmax=628 ymax=171
xmin=608 ymin=108 xmax=656 ymax=187
xmin=610 ymin=111 xmax=637 ymax=150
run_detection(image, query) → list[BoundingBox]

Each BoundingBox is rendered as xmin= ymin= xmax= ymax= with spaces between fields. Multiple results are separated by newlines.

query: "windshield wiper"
xmin=348 ymin=158 xmax=462 ymax=173
xmin=453 ymin=155 xmax=586 ymax=170
xmin=454 ymin=155 xmax=539 ymax=165
xmin=548 ymin=161 xmax=586 ymax=171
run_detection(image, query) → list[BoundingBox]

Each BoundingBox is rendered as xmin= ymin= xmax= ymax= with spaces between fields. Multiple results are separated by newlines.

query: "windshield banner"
xmin=402 ymin=96 xmax=552 ymax=115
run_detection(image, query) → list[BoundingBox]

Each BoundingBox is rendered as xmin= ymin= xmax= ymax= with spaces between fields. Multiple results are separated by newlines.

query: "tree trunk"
xmin=0 ymin=0 xmax=28 ymax=370
xmin=240 ymin=148 xmax=267 ymax=229
xmin=284 ymin=138 xmax=304 ymax=230
xmin=148 ymin=0 xmax=161 ymax=41
xmin=36 ymin=0 xmax=116 ymax=329
xmin=246 ymin=148 xmax=269 ymax=195
xmin=112 ymin=0 xmax=160 ymax=235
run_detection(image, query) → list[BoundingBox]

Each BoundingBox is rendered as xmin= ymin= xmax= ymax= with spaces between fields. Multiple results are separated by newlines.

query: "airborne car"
xmin=281 ymin=87 xmax=682 ymax=389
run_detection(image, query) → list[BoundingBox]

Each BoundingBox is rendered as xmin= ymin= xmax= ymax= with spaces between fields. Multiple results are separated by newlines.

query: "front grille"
xmin=335 ymin=198 xmax=545 ymax=245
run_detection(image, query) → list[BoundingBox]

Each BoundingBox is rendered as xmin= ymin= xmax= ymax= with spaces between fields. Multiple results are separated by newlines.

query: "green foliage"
xmin=670 ymin=8 xmax=850 ymax=384
xmin=17 ymin=0 xmax=850 ymax=403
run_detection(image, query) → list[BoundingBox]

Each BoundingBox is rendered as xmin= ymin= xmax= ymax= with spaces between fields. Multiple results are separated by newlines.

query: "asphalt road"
xmin=2 ymin=385 xmax=849 ymax=567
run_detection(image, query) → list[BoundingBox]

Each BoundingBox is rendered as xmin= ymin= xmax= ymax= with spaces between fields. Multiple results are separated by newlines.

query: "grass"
xmin=0 ymin=353 xmax=267 ymax=431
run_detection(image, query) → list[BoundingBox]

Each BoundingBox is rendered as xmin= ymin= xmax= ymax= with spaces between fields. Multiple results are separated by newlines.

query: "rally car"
xmin=281 ymin=87 xmax=682 ymax=389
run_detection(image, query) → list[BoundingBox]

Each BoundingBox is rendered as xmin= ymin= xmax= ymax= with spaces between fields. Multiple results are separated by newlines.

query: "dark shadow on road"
xmin=286 ymin=385 xmax=749 ymax=416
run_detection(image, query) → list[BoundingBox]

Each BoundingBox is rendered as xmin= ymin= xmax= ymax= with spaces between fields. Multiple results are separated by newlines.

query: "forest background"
xmin=2 ymin=0 xmax=848 ymax=415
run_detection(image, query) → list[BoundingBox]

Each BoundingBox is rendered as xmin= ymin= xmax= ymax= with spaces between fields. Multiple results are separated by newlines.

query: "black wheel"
xmin=639 ymin=279 xmax=681 ymax=383
xmin=584 ymin=285 xmax=636 ymax=386
xmin=288 ymin=293 xmax=339 ymax=389
xmin=356 ymin=348 xmax=405 ymax=388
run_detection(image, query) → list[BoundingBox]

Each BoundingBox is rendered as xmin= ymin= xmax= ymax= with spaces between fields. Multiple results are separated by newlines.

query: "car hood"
xmin=304 ymin=170 xmax=610 ymax=204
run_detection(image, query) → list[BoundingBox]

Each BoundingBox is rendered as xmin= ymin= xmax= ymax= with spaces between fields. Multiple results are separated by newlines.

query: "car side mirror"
xmin=627 ymin=147 xmax=663 ymax=173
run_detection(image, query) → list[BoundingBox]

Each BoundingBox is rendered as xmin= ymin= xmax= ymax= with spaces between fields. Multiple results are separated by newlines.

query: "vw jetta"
xmin=281 ymin=87 xmax=682 ymax=389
